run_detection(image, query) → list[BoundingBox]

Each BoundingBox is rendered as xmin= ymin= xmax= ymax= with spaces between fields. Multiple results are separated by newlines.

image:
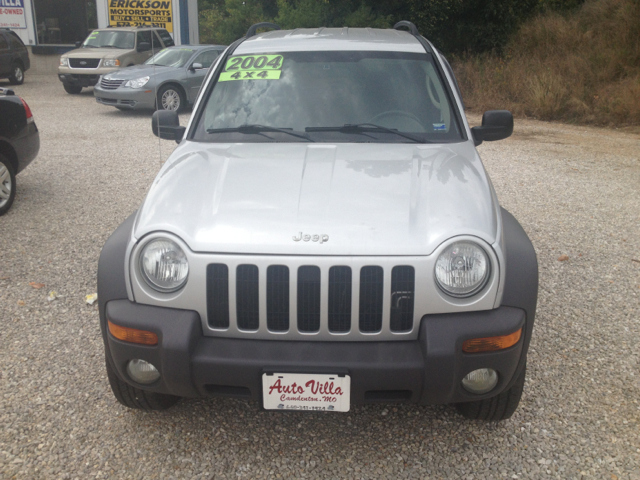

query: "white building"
xmin=1 ymin=0 xmax=199 ymax=72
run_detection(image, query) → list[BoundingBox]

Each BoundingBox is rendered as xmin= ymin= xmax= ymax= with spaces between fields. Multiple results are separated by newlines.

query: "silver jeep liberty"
xmin=98 ymin=21 xmax=538 ymax=421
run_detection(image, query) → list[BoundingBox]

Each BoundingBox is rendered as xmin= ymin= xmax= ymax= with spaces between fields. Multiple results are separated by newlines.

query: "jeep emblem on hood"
xmin=293 ymin=232 xmax=329 ymax=244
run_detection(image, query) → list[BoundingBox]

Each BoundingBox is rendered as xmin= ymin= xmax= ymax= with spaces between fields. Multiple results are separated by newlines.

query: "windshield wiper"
xmin=207 ymin=124 xmax=314 ymax=142
xmin=305 ymin=123 xmax=424 ymax=143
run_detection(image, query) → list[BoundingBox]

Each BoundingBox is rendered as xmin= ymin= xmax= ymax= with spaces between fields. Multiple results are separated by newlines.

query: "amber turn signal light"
xmin=462 ymin=328 xmax=522 ymax=353
xmin=108 ymin=321 xmax=158 ymax=346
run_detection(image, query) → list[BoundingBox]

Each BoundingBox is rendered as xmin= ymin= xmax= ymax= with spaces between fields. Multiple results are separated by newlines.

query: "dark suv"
xmin=0 ymin=29 xmax=30 ymax=85
xmin=0 ymin=87 xmax=39 ymax=215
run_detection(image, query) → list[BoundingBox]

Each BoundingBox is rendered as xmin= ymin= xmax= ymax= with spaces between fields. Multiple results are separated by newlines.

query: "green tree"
xmin=199 ymin=0 xmax=273 ymax=45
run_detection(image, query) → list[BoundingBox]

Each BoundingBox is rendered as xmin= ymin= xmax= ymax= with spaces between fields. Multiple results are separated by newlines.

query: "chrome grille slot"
xmin=70 ymin=58 xmax=100 ymax=68
xmin=236 ymin=264 xmax=259 ymax=330
xmin=297 ymin=266 xmax=321 ymax=332
xmin=328 ymin=266 xmax=352 ymax=332
xmin=206 ymin=264 xmax=229 ymax=328
xmin=359 ymin=266 xmax=384 ymax=332
xmin=267 ymin=265 xmax=289 ymax=331
xmin=390 ymin=266 xmax=415 ymax=332
xmin=100 ymin=78 xmax=124 ymax=89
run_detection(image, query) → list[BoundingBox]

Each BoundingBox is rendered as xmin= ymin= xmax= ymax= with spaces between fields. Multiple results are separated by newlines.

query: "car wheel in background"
xmin=105 ymin=355 xmax=180 ymax=410
xmin=455 ymin=363 xmax=527 ymax=421
xmin=63 ymin=84 xmax=83 ymax=94
xmin=157 ymin=84 xmax=184 ymax=112
xmin=0 ymin=154 xmax=17 ymax=216
xmin=9 ymin=64 xmax=24 ymax=85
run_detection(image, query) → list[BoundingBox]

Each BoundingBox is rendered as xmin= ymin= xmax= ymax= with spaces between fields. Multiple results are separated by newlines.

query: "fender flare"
xmin=97 ymin=212 xmax=136 ymax=341
xmin=500 ymin=207 xmax=539 ymax=383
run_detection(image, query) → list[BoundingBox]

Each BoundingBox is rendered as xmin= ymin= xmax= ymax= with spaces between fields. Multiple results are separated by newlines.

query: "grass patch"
xmin=453 ymin=0 xmax=640 ymax=126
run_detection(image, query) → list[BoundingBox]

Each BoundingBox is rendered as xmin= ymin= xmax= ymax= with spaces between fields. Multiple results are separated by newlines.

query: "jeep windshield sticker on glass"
xmin=219 ymin=55 xmax=283 ymax=81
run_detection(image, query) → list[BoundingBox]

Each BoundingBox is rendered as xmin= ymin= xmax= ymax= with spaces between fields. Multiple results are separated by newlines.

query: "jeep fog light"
xmin=140 ymin=238 xmax=189 ymax=292
xmin=127 ymin=359 xmax=160 ymax=384
xmin=435 ymin=241 xmax=489 ymax=297
xmin=462 ymin=368 xmax=498 ymax=394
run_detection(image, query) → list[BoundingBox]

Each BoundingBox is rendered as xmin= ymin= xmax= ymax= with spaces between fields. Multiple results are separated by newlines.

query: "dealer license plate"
xmin=262 ymin=373 xmax=351 ymax=412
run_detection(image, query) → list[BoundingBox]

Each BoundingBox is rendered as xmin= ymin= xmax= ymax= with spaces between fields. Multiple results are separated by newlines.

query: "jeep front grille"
xmin=359 ymin=266 xmax=384 ymax=332
xmin=267 ymin=265 xmax=289 ymax=331
xmin=206 ymin=264 xmax=229 ymax=329
xmin=100 ymin=78 xmax=124 ymax=90
xmin=236 ymin=264 xmax=259 ymax=330
xmin=297 ymin=266 xmax=321 ymax=332
xmin=70 ymin=58 xmax=100 ymax=68
xmin=205 ymin=262 xmax=415 ymax=338
xmin=390 ymin=266 xmax=415 ymax=332
xmin=328 ymin=266 xmax=352 ymax=333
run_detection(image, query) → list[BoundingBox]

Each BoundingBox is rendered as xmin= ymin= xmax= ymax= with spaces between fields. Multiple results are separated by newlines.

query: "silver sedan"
xmin=93 ymin=45 xmax=226 ymax=112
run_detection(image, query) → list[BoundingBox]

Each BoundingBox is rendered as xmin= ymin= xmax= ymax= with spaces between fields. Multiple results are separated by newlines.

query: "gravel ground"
xmin=1 ymin=75 xmax=639 ymax=480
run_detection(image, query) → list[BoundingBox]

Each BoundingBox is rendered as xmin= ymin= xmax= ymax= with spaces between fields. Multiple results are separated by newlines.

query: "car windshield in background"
xmin=146 ymin=48 xmax=196 ymax=68
xmin=83 ymin=31 xmax=135 ymax=49
xmin=194 ymin=51 xmax=463 ymax=143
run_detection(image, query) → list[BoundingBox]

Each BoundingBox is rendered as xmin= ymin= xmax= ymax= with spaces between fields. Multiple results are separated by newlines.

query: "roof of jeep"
xmin=234 ymin=28 xmax=427 ymax=54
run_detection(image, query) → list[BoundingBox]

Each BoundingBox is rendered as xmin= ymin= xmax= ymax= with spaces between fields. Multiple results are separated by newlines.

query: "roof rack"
xmin=246 ymin=22 xmax=281 ymax=39
xmin=393 ymin=21 xmax=420 ymax=36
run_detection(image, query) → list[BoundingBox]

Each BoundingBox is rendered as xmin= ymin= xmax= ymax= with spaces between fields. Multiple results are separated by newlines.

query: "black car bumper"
xmin=13 ymin=122 xmax=39 ymax=174
xmin=105 ymin=299 xmax=526 ymax=406
xmin=58 ymin=73 xmax=99 ymax=87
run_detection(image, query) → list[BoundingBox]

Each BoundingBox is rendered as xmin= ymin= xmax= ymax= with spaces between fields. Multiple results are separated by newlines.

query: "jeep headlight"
xmin=103 ymin=59 xmax=121 ymax=68
xmin=140 ymin=238 xmax=189 ymax=292
xmin=124 ymin=76 xmax=150 ymax=88
xmin=59 ymin=57 xmax=69 ymax=67
xmin=435 ymin=241 xmax=490 ymax=298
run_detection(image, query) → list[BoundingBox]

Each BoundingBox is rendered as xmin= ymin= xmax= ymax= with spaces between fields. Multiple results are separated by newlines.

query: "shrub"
xmin=453 ymin=0 xmax=640 ymax=125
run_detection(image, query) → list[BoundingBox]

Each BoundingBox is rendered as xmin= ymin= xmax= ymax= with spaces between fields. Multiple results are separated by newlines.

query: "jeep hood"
xmin=134 ymin=142 xmax=499 ymax=256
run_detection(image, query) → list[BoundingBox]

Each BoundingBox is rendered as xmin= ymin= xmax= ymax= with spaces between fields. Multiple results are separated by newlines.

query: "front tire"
xmin=9 ymin=63 xmax=24 ymax=85
xmin=105 ymin=355 xmax=180 ymax=410
xmin=0 ymin=155 xmax=16 ymax=216
xmin=455 ymin=363 xmax=526 ymax=421
xmin=63 ymin=84 xmax=83 ymax=94
xmin=157 ymin=84 xmax=185 ymax=112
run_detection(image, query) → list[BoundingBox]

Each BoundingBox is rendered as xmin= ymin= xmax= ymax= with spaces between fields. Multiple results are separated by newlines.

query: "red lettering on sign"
xmin=305 ymin=380 xmax=343 ymax=396
xmin=268 ymin=378 xmax=305 ymax=395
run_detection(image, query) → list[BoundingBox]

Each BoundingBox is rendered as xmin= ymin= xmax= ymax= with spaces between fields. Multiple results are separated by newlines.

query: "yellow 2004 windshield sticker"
xmin=219 ymin=55 xmax=283 ymax=81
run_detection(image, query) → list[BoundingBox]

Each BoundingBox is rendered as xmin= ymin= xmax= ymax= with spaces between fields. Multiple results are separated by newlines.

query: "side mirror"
xmin=189 ymin=62 xmax=203 ymax=71
xmin=75 ymin=41 xmax=82 ymax=48
xmin=471 ymin=110 xmax=513 ymax=146
xmin=137 ymin=42 xmax=151 ymax=52
xmin=152 ymin=110 xmax=186 ymax=144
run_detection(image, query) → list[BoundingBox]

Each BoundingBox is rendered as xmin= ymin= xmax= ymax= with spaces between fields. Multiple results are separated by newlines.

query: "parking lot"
xmin=1 ymin=74 xmax=639 ymax=479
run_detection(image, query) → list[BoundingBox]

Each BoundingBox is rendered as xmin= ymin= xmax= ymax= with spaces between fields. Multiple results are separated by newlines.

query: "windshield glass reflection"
xmin=195 ymin=51 xmax=463 ymax=143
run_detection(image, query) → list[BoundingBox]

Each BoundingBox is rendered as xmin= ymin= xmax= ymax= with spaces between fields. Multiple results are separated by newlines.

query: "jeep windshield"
xmin=83 ymin=31 xmax=135 ymax=49
xmin=146 ymin=48 xmax=196 ymax=68
xmin=193 ymin=51 xmax=464 ymax=143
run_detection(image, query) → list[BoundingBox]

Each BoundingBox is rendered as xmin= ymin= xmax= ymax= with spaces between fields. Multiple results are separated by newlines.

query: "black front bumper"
xmin=58 ymin=73 xmax=99 ymax=87
xmin=105 ymin=300 xmax=526 ymax=406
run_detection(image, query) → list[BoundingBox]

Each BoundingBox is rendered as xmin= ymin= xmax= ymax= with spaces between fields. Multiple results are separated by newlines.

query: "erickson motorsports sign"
xmin=0 ymin=0 xmax=27 ymax=29
xmin=108 ymin=0 xmax=173 ymax=32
